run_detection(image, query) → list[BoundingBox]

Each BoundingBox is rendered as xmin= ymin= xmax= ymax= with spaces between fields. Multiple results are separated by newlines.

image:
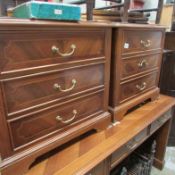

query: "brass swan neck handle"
xmin=53 ymin=79 xmax=77 ymax=92
xmin=52 ymin=44 xmax=76 ymax=57
xmin=56 ymin=110 xmax=77 ymax=124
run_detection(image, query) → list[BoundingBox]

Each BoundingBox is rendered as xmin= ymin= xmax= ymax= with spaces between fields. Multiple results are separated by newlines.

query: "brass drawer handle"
xmin=56 ymin=110 xmax=77 ymax=124
xmin=136 ymin=82 xmax=147 ymax=91
xmin=138 ymin=59 xmax=149 ymax=68
xmin=127 ymin=143 xmax=136 ymax=150
xmin=126 ymin=138 xmax=140 ymax=150
xmin=126 ymin=142 xmax=137 ymax=150
xmin=54 ymin=79 xmax=77 ymax=92
xmin=51 ymin=44 xmax=76 ymax=57
xmin=140 ymin=40 xmax=151 ymax=48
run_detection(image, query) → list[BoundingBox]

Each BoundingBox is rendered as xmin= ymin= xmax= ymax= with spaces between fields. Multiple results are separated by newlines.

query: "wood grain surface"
xmin=25 ymin=95 xmax=175 ymax=175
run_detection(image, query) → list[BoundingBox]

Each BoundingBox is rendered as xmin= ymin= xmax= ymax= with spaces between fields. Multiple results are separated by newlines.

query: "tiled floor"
xmin=151 ymin=147 xmax=175 ymax=175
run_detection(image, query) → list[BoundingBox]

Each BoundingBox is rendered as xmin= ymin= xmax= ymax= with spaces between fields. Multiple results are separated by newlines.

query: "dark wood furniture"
xmin=24 ymin=95 xmax=175 ymax=175
xmin=159 ymin=31 xmax=175 ymax=146
xmin=109 ymin=25 xmax=165 ymax=122
xmin=0 ymin=19 xmax=112 ymax=175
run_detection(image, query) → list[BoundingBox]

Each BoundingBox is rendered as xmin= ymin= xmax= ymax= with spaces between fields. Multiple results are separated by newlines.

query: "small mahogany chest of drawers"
xmin=0 ymin=20 xmax=111 ymax=175
xmin=109 ymin=26 xmax=165 ymax=122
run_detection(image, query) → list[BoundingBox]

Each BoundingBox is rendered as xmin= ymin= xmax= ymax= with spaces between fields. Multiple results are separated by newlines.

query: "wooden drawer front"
xmin=8 ymin=91 xmax=104 ymax=149
xmin=150 ymin=109 xmax=172 ymax=134
xmin=122 ymin=30 xmax=163 ymax=55
xmin=121 ymin=54 xmax=161 ymax=79
xmin=111 ymin=128 xmax=147 ymax=168
xmin=111 ymin=146 xmax=128 ymax=168
xmin=119 ymin=73 xmax=158 ymax=103
xmin=0 ymin=30 xmax=104 ymax=72
xmin=3 ymin=64 xmax=104 ymax=116
xmin=86 ymin=161 xmax=109 ymax=175
xmin=133 ymin=128 xmax=148 ymax=143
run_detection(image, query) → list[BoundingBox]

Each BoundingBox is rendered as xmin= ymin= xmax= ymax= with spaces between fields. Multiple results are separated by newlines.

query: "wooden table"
xmin=25 ymin=95 xmax=175 ymax=175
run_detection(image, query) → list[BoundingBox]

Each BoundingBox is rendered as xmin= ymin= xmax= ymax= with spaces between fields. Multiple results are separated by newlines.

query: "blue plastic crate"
xmin=12 ymin=1 xmax=81 ymax=21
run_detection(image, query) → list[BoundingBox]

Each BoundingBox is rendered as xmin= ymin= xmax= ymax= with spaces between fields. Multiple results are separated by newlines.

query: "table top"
xmin=25 ymin=94 xmax=175 ymax=175
xmin=0 ymin=18 xmax=166 ymax=30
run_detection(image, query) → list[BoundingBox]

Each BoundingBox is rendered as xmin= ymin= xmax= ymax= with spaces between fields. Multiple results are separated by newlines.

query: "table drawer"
xmin=8 ymin=91 xmax=105 ymax=149
xmin=85 ymin=161 xmax=108 ymax=175
xmin=0 ymin=30 xmax=105 ymax=72
xmin=111 ymin=128 xmax=148 ymax=168
xmin=119 ymin=72 xmax=158 ymax=103
xmin=150 ymin=109 xmax=172 ymax=134
xmin=111 ymin=145 xmax=128 ymax=168
xmin=122 ymin=29 xmax=163 ymax=55
xmin=121 ymin=54 xmax=161 ymax=79
xmin=3 ymin=64 xmax=104 ymax=116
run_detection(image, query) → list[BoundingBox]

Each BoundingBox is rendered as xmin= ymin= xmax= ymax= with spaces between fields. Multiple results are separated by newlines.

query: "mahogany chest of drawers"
xmin=0 ymin=20 xmax=111 ymax=175
xmin=109 ymin=26 xmax=165 ymax=122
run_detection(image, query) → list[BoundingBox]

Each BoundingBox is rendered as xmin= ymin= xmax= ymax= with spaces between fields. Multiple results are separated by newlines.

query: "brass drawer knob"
xmin=140 ymin=40 xmax=151 ymax=48
xmin=56 ymin=110 xmax=77 ymax=124
xmin=54 ymin=79 xmax=77 ymax=92
xmin=136 ymin=82 xmax=147 ymax=91
xmin=51 ymin=44 xmax=76 ymax=57
xmin=138 ymin=59 xmax=149 ymax=68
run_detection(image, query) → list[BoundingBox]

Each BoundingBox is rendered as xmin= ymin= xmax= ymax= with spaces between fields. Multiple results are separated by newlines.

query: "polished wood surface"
xmin=0 ymin=22 xmax=112 ymax=175
xmin=0 ymin=30 xmax=104 ymax=72
xmin=121 ymin=53 xmax=161 ymax=79
xmin=110 ymin=27 xmax=165 ymax=121
xmin=9 ymin=91 xmax=105 ymax=149
xmin=23 ymin=95 xmax=175 ymax=175
xmin=3 ymin=64 xmax=105 ymax=116
xmin=0 ymin=19 xmax=167 ymax=29
xmin=119 ymin=72 xmax=158 ymax=103
xmin=122 ymin=29 xmax=163 ymax=56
